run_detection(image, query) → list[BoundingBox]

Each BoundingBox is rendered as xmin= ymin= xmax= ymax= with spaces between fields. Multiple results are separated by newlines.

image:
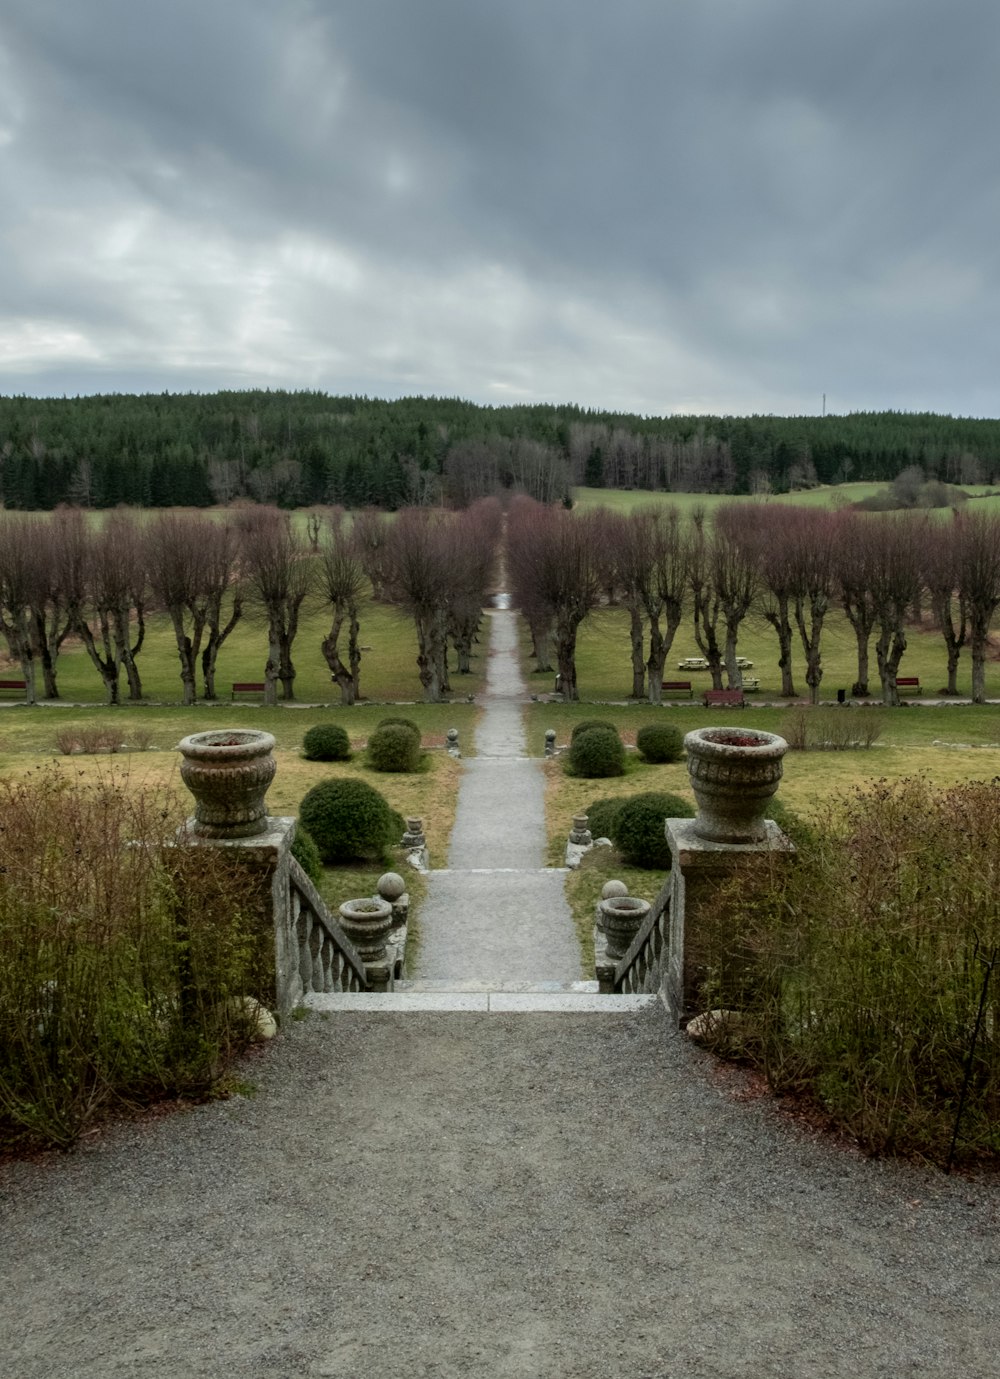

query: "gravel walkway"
xmin=2 ymin=1007 xmax=997 ymax=1378
xmin=412 ymin=605 xmax=580 ymax=983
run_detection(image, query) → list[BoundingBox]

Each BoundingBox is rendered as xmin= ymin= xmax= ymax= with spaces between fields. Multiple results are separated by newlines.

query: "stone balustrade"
xmin=287 ymin=855 xmax=368 ymax=1004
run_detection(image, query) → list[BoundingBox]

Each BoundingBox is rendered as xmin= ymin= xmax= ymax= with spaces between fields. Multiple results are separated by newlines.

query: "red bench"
xmin=0 ymin=679 xmax=27 ymax=696
xmin=703 ymin=688 xmax=745 ymax=709
xmin=231 ymin=681 xmax=266 ymax=699
xmin=896 ymin=677 xmax=921 ymax=694
xmin=661 ymin=680 xmax=693 ymax=699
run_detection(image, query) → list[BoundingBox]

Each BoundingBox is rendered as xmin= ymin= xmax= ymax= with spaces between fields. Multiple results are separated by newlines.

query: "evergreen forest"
xmin=1 ymin=390 xmax=999 ymax=510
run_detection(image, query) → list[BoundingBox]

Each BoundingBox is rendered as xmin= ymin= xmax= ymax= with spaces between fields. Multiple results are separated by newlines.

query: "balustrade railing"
xmin=613 ymin=883 xmax=670 ymax=996
xmin=285 ymin=856 xmax=369 ymax=1002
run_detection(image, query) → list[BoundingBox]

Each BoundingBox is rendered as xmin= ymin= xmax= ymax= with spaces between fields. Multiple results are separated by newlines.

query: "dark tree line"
xmin=3 ymin=391 xmax=1000 ymax=511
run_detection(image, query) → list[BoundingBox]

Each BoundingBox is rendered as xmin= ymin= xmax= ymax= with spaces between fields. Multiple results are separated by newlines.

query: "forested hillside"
xmin=1 ymin=391 xmax=999 ymax=510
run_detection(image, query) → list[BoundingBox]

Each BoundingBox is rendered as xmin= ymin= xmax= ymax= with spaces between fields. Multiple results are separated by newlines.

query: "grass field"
xmin=570 ymin=482 xmax=1000 ymax=516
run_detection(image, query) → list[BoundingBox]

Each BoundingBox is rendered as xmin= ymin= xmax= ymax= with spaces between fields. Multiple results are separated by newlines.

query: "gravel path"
xmin=413 ymin=605 xmax=580 ymax=983
xmin=2 ymin=1006 xmax=997 ymax=1379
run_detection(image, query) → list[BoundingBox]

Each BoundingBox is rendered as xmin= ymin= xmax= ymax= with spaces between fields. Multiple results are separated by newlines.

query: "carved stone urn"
xmin=684 ymin=726 xmax=788 ymax=845
xmin=599 ymin=895 xmax=651 ymax=962
xmin=178 ymin=729 xmax=277 ymax=839
xmin=338 ymin=897 xmax=394 ymax=965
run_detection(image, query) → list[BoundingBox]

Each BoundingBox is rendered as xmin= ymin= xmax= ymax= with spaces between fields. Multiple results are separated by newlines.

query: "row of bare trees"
xmin=507 ymin=499 xmax=1000 ymax=705
xmin=0 ymin=501 xmax=503 ymax=707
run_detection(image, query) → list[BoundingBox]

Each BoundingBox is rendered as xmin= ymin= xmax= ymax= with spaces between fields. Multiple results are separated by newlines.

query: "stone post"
xmin=663 ymin=818 xmax=794 ymax=1025
xmin=544 ymin=728 xmax=557 ymax=757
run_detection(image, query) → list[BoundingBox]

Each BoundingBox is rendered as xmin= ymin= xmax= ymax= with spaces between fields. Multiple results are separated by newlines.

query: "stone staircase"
xmin=305 ymin=980 xmax=658 ymax=1013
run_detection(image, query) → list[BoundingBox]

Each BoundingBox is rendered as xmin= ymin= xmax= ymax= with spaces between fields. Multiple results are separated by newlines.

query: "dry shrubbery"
xmin=780 ymin=707 xmax=884 ymax=752
xmin=55 ymin=724 xmax=156 ymax=755
xmin=692 ymin=777 xmax=1000 ymax=1165
xmin=0 ymin=768 xmax=268 ymax=1152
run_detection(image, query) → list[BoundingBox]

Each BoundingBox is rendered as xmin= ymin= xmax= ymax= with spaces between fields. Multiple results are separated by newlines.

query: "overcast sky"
xmin=1 ymin=0 xmax=998 ymax=417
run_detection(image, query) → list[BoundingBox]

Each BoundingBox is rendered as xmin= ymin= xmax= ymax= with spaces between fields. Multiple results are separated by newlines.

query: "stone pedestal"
xmin=664 ymin=817 xmax=795 ymax=1025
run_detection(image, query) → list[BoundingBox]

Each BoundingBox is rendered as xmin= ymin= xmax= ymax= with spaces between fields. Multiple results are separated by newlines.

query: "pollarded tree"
xmin=691 ymin=508 xmax=759 ymax=690
xmin=316 ymin=508 xmax=366 ymax=705
xmin=447 ymin=498 xmax=501 ymax=676
xmin=352 ymin=508 xmax=390 ymax=601
xmin=787 ymin=509 xmax=838 ymax=705
xmin=147 ymin=513 xmax=214 ymax=705
xmin=240 ymin=506 xmax=313 ymax=704
xmin=506 ymin=495 xmax=556 ymax=675
xmin=834 ymin=512 xmax=880 ymax=697
xmin=954 ymin=509 xmax=1000 ymax=704
xmin=605 ymin=509 xmax=647 ymax=699
xmin=865 ymin=513 xmax=926 ymax=706
xmin=59 ymin=509 xmax=144 ymax=705
xmin=733 ymin=504 xmax=799 ymax=697
xmin=921 ymin=514 xmax=967 ymax=697
xmin=26 ymin=515 xmax=74 ymax=700
xmin=382 ymin=508 xmax=454 ymax=702
xmin=0 ymin=515 xmax=41 ymax=702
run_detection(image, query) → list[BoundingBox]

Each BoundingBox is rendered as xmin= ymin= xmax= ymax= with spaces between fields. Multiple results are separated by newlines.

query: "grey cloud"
xmin=1 ymin=0 xmax=998 ymax=414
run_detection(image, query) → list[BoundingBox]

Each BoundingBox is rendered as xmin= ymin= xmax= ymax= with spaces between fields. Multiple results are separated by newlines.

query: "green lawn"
xmin=570 ymin=483 xmax=1000 ymax=517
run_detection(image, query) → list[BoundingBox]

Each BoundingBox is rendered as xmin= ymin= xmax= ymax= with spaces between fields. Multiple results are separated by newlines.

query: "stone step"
xmin=303 ymin=984 xmax=659 ymax=1014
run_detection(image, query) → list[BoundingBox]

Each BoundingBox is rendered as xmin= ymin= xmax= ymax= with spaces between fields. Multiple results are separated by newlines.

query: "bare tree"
xmin=739 ymin=506 xmax=799 ymax=697
xmin=954 ymin=510 xmax=1000 ymax=704
xmin=507 ymin=502 xmax=602 ymax=702
xmin=447 ymin=499 xmax=501 ymax=676
xmin=834 ymin=512 xmax=880 ymax=697
xmin=922 ymin=515 xmax=967 ymax=697
xmin=866 ymin=514 xmax=926 ymax=706
xmin=316 ymin=510 xmax=366 ymax=705
xmin=383 ymin=508 xmax=455 ymax=702
xmin=787 ymin=509 xmax=838 ymax=705
xmin=353 ymin=508 xmax=391 ymax=601
xmin=643 ymin=507 xmax=689 ymax=704
xmin=146 ymin=513 xmax=242 ymax=705
xmin=0 ymin=515 xmax=40 ymax=702
xmin=506 ymin=495 xmax=556 ymax=675
xmin=690 ymin=509 xmax=758 ymax=690
xmin=27 ymin=516 xmax=75 ymax=699
xmin=240 ymin=507 xmax=313 ymax=704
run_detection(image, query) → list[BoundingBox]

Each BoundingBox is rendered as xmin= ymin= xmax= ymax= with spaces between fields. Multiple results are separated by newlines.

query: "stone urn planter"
xmin=338 ymin=897 xmax=394 ymax=965
xmin=178 ymin=729 xmax=277 ymax=839
xmin=599 ymin=895 xmax=651 ymax=962
xmin=684 ymin=726 xmax=788 ymax=845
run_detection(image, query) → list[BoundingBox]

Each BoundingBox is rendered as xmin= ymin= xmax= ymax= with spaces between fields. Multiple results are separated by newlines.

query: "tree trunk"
xmin=627 ymin=603 xmax=645 ymax=699
xmin=764 ymin=597 xmax=797 ymax=697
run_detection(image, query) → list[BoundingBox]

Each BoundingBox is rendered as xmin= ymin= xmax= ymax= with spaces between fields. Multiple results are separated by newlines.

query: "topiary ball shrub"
xmin=377 ymin=717 xmax=421 ymax=743
xmin=566 ymin=726 xmax=625 ymax=778
xmin=299 ymin=778 xmax=397 ymax=863
xmin=290 ymin=824 xmax=324 ymax=884
xmin=302 ymin=723 xmax=351 ymax=762
xmin=570 ymin=719 xmax=619 ymax=744
xmin=612 ymin=792 xmax=695 ymax=868
xmin=636 ymin=723 xmax=684 ymax=764
xmin=586 ymin=796 xmax=624 ymax=841
xmin=367 ymin=723 xmax=422 ymax=773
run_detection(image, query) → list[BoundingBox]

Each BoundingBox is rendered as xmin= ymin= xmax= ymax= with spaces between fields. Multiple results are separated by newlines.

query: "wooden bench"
xmin=0 ymin=679 xmax=27 ymax=696
xmin=896 ymin=677 xmax=921 ymax=694
xmin=231 ymin=681 xmax=266 ymax=700
xmin=703 ymin=688 xmax=745 ymax=709
xmin=661 ymin=680 xmax=693 ymax=699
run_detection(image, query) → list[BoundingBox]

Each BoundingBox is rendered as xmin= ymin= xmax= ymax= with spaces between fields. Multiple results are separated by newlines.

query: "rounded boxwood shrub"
xmin=299 ymin=778 xmax=397 ymax=863
xmin=368 ymin=722 xmax=422 ymax=773
xmin=570 ymin=719 xmax=619 ymax=744
xmin=302 ymin=723 xmax=351 ymax=762
xmin=566 ymin=726 xmax=625 ymax=778
xmin=377 ymin=717 xmax=421 ymax=743
xmin=636 ymin=722 xmax=684 ymax=764
xmin=586 ymin=796 xmax=624 ymax=840
xmin=290 ymin=824 xmax=324 ymax=884
xmin=611 ymin=791 xmax=696 ymax=868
